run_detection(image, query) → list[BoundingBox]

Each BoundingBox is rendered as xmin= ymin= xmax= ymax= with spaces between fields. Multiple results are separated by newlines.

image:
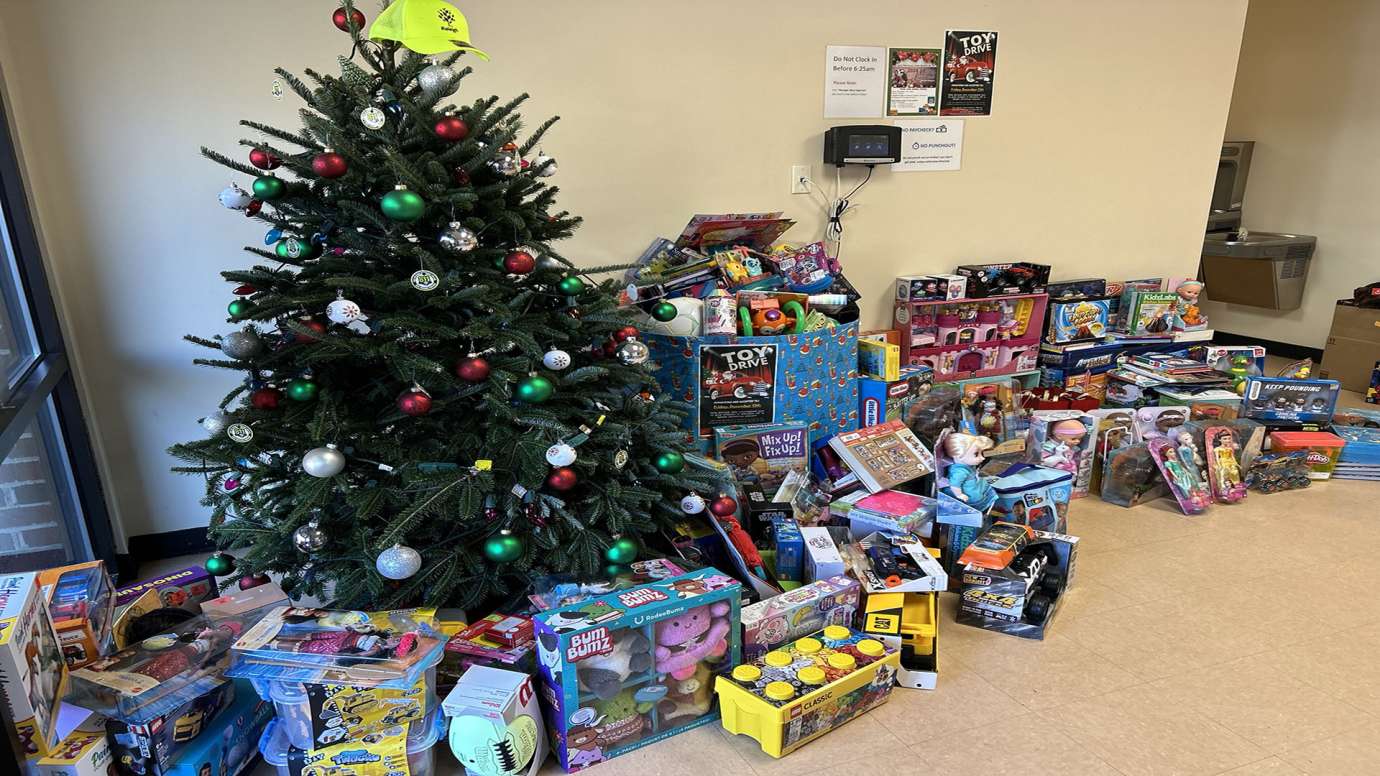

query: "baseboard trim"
xmin=126 ymin=527 xmax=212 ymax=565
xmin=1212 ymin=331 xmax=1324 ymax=363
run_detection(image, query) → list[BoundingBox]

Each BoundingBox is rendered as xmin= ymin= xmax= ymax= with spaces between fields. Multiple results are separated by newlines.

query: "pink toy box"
xmin=893 ymin=291 xmax=1048 ymax=381
xmin=533 ymin=567 xmax=742 ymax=772
xmin=740 ymin=576 xmax=861 ymax=661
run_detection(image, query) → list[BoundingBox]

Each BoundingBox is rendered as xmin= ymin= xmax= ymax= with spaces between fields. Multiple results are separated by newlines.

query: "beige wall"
xmin=1205 ymin=0 xmax=1380 ymax=347
xmin=0 ymin=0 xmax=1248 ymax=540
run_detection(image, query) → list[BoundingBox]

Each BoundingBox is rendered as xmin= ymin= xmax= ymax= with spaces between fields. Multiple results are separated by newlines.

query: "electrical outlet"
xmin=791 ymin=165 xmax=811 ymax=195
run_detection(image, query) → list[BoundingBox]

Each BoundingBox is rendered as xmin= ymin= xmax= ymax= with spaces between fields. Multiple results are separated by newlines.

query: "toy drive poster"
xmin=940 ymin=30 xmax=998 ymax=116
xmin=698 ymin=343 xmax=778 ymax=435
xmin=887 ymin=47 xmax=940 ymax=116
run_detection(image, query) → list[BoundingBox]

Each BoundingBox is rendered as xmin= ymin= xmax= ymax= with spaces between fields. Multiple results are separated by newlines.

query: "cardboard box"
xmin=442 ymin=666 xmax=548 ymax=776
xmin=739 ymin=576 xmax=860 ymax=661
xmin=34 ymin=708 xmax=110 ymax=776
xmin=106 ymin=678 xmax=236 ymax=776
xmin=198 ymin=582 xmax=287 ymax=621
xmin=799 ymin=527 xmax=845 ymax=582
xmin=0 ymin=572 xmax=68 ymax=765
xmin=769 ymin=517 xmax=804 ymax=583
xmin=858 ymin=366 xmax=933 ymax=428
xmin=115 ymin=567 xmax=217 ymax=614
xmin=1320 ymin=303 xmax=1380 ymax=392
xmin=38 ymin=561 xmax=114 ymax=670
xmin=957 ymin=525 xmax=1078 ymax=640
xmin=861 ymin=591 xmax=939 ymax=689
xmin=161 ymin=683 xmax=272 ymax=776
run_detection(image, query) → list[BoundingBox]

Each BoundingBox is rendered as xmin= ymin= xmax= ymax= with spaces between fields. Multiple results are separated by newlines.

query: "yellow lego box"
xmin=715 ymin=626 xmax=899 ymax=758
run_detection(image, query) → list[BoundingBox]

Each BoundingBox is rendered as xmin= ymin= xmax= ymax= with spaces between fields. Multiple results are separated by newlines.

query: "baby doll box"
xmin=642 ymin=321 xmax=860 ymax=446
xmin=988 ymin=464 xmax=1072 ymax=534
xmin=532 ymin=567 xmax=742 ymax=773
xmin=259 ymin=707 xmax=445 ymax=776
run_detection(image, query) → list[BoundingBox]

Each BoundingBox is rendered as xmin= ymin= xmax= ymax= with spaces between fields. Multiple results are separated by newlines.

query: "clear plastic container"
xmin=258 ymin=707 xmax=444 ymax=776
xmin=250 ymin=666 xmax=438 ymax=750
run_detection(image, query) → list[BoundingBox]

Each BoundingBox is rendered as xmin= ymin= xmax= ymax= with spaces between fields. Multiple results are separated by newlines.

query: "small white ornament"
xmin=360 ymin=106 xmax=387 ymax=130
xmin=545 ymin=443 xmax=577 ymax=467
xmin=327 ymin=295 xmax=371 ymax=334
xmin=410 ymin=269 xmax=440 ymax=292
xmin=613 ymin=449 xmax=630 ymax=470
xmin=376 ymin=543 xmax=422 ymax=580
xmin=270 ymin=78 xmax=285 ymax=101
xmin=302 ymin=445 xmax=346 ymax=478
xmin=218 ymin=184 xmax=253 ymax=210
xmin=201 ymin=411 xmax=231 ymax=435
xmin=226 ymin=423 xmax=255 ymax=443
xmin=542 ymin=349 xmax=572 ymax=370
xmin=534 ymin=153 xmax=557 ymax=177
xmin=680 ymin=493 xmax=706 ymax=514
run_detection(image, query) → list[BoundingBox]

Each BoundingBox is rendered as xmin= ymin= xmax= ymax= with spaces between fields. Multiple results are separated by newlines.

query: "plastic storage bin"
xmin=249 ymin=665 xmax=438 ymax=750
xmin=258 ymin=708 xmax=444 ymax=776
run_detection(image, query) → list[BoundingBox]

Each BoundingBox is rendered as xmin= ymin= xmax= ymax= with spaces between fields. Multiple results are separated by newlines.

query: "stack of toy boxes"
xmin=533 ymin=567 xmax=741 ymax=772
xmin=158 ymin=683 xmax=272 ymax=776
xmin=892 ymin=271 xmax=1049 ymax=381
xmin=858 ymin=365 xmax=934 ymax=428
xmin=0 ymin=572 xmax=68 ymax=770
xmin=1043 ymin=279 xmax=1114 ymax=345
xmin=35 ymin=708 xmax=112 ymax=776
xmin=957 ymin=522 xmax=1078 ymax=640
xmin=856 ymin=534 xmax=948 ymax=689
xmin=740 ymin=576 xmax=861 ymax=661
xmin=38 ymin=560 xmax=115 ymax=670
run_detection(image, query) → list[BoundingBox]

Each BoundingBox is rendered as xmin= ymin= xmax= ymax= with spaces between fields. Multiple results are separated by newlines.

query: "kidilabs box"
xmin=533 ymin=567 xmax=741 ymax=772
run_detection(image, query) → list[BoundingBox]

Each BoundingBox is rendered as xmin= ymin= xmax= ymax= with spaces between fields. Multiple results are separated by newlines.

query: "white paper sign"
xmin=892 ymin=119 xmax=964 ymax=172
xmin=824 ymin=45 xmax=885 ymax=117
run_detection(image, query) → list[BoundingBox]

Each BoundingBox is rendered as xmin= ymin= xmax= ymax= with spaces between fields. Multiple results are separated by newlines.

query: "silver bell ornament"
xmin=680 ymin=493 xmax=706 ymax=514
xmin=376 ymin=543 xmax=422 ymax=580
xmin=218 ymin=183 xmax=253 ymax=210
xmin=542 ymin=349 xmax=572 ymax=370
xmin=545 ymin=443 xmax=577 ymax=467
xmin=417 ymin=62 xmax=459 ymax=99
xmin=201 ymin=411 xmax=231 ymax=436
xmin=616 ymin=338 xmax=650 ymax=366
xmin=292 ymin=521 xmax=328 ymax=553
xmin=302 ymin=445 xmax=346 ymax=478
xmin=221 ymin=328 xmax=266 ymax=360
xmin=437 ymin=222 xmax=478 ymax=253
xmin=534 ymin=153 xmax=557 ymax=177
xmin=491 ymin=152 xmax=521 ymax=177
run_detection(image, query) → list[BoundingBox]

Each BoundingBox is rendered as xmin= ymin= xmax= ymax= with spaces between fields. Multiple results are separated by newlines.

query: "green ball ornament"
xmin=205 ymin=552 xmax=236 ymax=576
xmin=252 ymin=175 xmax=285 ymax=200
xmin=605 ymin=536 xmax=639 ymax=564
xmin=483 ymin=530 xmax=525 ymax=563
xmin=651 ymin=301 xmax=679 ymax=322
xmin=275 ymin=237 xmax=315 ymax=260
xmin=515 ymin=375 xmax=554 ymax=404
xmin=380 ymin=185 xmax=425 ymax=222
xmin=227 ymin=299 xmax=254 ymax=318
xmin=286 ymin=378 xmax=319 ymax=402
xmin=557 ymin=276 xmax=586 ymax=295
xmin=654 ymin=451 xmax=686 ymax=473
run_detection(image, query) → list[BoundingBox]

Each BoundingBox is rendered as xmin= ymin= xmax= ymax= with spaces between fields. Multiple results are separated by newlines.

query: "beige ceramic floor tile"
xmin=1219 ymin=758 xmax=1304 ymax=775
xmin=779 ymin=744 xmax=933 ymax=776
xmin=868 ymin=664 xmax=1026 ymax=745
xmin=1048 ymin=682 xmax=1267 ymax=776
xmin=1055 ymin=576 xmax=1138 ymax=621
xmin=947 ymin=630 xmax=1140 ymax=711
xmin=1250 ymin=624 xmax=1380 ymax=715
xmin=1279 ymin=721 xmax=1380 ymax=774
xmin=537 ymin=724 xmax=752 ymax=776
xmin=911 ymin=715 xmax=1120 ymax=775
xmin=721 ymin=713 xmax=908 ymax=776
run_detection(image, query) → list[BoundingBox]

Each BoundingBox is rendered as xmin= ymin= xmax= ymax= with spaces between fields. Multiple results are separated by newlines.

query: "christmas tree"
xmin=169 ymin=1 xmax=710 ymax=610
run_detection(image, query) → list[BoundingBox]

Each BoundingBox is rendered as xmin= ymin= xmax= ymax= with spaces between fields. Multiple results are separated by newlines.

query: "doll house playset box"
xmin=893 ymin=292 xmax=1049 ymax=381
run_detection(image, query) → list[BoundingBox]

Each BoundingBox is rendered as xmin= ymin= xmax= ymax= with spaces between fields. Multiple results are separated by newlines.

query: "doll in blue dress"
xmin=943 ymin=431 xmax=998 ymax=514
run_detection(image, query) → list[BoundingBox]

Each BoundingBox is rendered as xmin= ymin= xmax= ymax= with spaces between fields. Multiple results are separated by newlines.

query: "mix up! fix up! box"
xmin=533 ymin=567 xmax=741 ymax=772
xmin=0 ymin=572 xmax=68 ymax=765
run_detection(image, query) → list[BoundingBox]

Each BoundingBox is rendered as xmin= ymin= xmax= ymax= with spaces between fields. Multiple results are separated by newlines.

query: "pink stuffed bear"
xmin=654 ymin=601 xmax=731 ymax=680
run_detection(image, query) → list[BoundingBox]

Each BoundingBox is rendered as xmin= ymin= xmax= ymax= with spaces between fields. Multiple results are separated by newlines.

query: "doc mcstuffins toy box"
xmin=0 ymin=571 xmax=68 ymax=767
xmin=741 ymin=576 xmax=860 ymax=661
xmin=1242 ymin=376 xmax=1341 ymax=424
xmin=533 ymin=567 xmax=742 ymax=772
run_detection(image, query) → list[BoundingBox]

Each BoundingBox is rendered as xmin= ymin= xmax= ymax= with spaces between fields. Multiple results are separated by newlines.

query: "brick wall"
xmin=0 ymin=428 xmax=69 ymax=572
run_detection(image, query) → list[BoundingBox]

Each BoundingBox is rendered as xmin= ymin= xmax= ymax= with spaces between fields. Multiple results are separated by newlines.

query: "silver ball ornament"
xmin=437 ymin=222 xmax=478 ymax=253
xmin=218 ymin=184 xmax=253 ymax=210
xmin=292 ymin=521 xmax=328 ymax=553
xmin=201 ymin=411 xmax=231 ymax=435
xmin=534 ymin=153 xmax=557 ymax=177
xmin=491 ymin=153 xmax=521 ymax=177
xmin=545 ymin=443 xmax=577 ymax=467
xmin=302 ymin=445 xmax=346 ymax=478
xmin=616 ymin=338 xmax=650 ymax=366
xmin=221 ymin=329 xmax=266 ymax=360
xmin=417 ymin=63 xmax=459 ymax=99
xmin=542 ymin=349 xmax=572 ymax=370
xmin=680 ymin=493 xmax=706 ymax=514
xmin=376 ymin=544 xmax=422 ymax=580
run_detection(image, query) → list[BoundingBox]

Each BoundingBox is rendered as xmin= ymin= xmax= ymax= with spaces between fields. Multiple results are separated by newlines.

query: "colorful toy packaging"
xmin=1269 ymin=431 xmax=1346 ymax=479
xmin=713 ymin=423 xmax=809 ymax=495
xmin=258 ymin=710 xmax=445 ymax=776
xmin=715 ymin=627 xmax=899 ymax=757
xmin=1184 ymin=417 xmax=1267 ymax=470
xmin=1204 ymin=426 xmax=1249 ymax=503
xmin=896 ymin=274 xmax=968 ymax=301
xmin=1100 ymin=443 xmax=1169 ymax=507
xmin=893 ymin=292 xmax=1048 ymax=381
xmin=1134 ymin=406 xmax=1190 ymax=441
xmin=444 ymin=613 xmax=537 ymax=677
xmin=1046 ymin=296 xmax=1113 ymax=343
xmin=442 ymin=666 xmax=547 ymax=776
xmin=856 ymin=534 xmax=947 ymax=690
xmin=1025 ymin=411 xmax=1095 ymax=497
xmin=954 ymin=262 xmax=1051 ymax=297
xmin=740 ymin=576 xmax=860 ymax=661
xmin=37 ymin=561 xmax=114 ymax=670
xmin=106 ymin=678 xmax=237 ymax=776
xmin=988 ymin=464 xmax=1072 ymax=533
xmin=1147 ymin=436 xmax=1212 ymax=515
xmin=1118 ymin=289 xmax=1179 ymax=336
xmin=115 ymin=566 xmax=217 ymax=615
xmin=532 ymin=567 xmax=741 ymax=772
xmin=957 ymin=523 xmax=1078 ymax=640
xmin=35 ymin=715 xmax=112 ymax=776
xmin=1245 ymin=451 xmax=1314 ymax=493
xmin=1087 ymin=408 xmax=1136 ymax=496
xmin=1241 ymin=376 xmax=1341 ymax=424
xmin=768 ymin=517 xmax=804 ymax=583
xmin=160 ymin=681 xmax=272 ymax=776
xmin=858 ymin=366 xmax=933 ymax=428
xmin=0 ymin=571 xmax=68 ymax=766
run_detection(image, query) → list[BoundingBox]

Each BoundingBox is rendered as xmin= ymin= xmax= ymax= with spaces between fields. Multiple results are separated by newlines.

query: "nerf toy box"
xmin=0 ymin=571 xmax=68 ymax=766
xmin=858 ymin=366 xmax=933 ymax=428
xmin=159 ymin=682 xmax=272 ymax=776
xmin=740 ymin=576 xmax=860 ymax=661
xmin=988 ymin=464 xmax=1073 ymax=534
xmin=443 ymin=666 xmax=547 ymax=776
xmin=1242 ymin=376 xmax=1341 ymax=424
xmin=38 ymin=561 xmax=114 ymax=670
xmin=716 ymin=626 xmax=899 ymax=757
xmin=958 ymin=523 xmax=1078 ymax=640
xmin=115 ymin=567 xmax=217 ymax=614
xmin=107 ymin=678 xmax=237 ymax=776
xmin=533 ymin=567 xmax=742 ymax=772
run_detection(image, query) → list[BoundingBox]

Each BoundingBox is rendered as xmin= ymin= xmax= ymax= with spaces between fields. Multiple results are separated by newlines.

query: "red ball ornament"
xmin=251 ymin=387 xmax=282 ymax=410
xmin=456 ymin=356 xmax=491 ymax=382
xmin=233 ymin=284 xmax=257 ymax=295
xmin=397 ymin=388 xmax=432 ymax=416
xmin=332 ymin=6 xmax=365 ymax=31
xmin=248 ymin=149 xmax=281 ymax=170
xmin=434 ymin=115 xmax=470 ymax=142
xmin=503 ymin=250 xmax=535 ymax=275
xmin=709 ymin=495 xmax=739 ymax=517
xmin=295 ymin=320 xmax=327 ymax=343
xmin=602 ymin=341 xmax=618 ymax=356
xmin=614 ymin=326 xmax=640 ymax=342
xmin=546 ymin=467 xmax=578 ymax=491
xmin=238 ymin=573 xmax=271 ymax=590
xmin=244 ymin=200 xmax=263 ymax=217
xmin=451 ymin=167 xmax=471 ymax=186
xmin=312 ymin=150 xmax=348 ymax=179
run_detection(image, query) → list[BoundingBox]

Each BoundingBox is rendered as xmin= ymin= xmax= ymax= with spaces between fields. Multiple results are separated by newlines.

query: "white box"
xmin=0 ymin=572 xmax=68 ymax=767
xmin=35 ymin=708 xmax=110 ymax=776
xmin=799 ymin=527 xmax=846 ymax=581
xmin=442 ymin=665 xmax=547 ymax=776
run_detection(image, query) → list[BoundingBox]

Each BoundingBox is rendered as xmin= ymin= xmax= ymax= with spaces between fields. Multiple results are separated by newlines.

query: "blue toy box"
xmin=769 ymin=516 xmax=804 ymax=582
xmin=1045 ymin=297 xmax=1113 ymax=344
xmin=1241 ymin=376 xmax=1341 ymax=424
xmin=163 ymin=680 xmax=272 ymax=776
xmin=533 ymin=568 xmax=742 ymax=772
xmin=858 ymin=366 xmax=933 ymax=428
xmin=988 ymin=464 xmax=1072 ymax=534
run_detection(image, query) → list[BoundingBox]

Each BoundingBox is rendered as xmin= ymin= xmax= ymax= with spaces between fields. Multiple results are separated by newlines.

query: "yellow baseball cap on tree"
xmin=368 ymin=0 xmax=490 ymax=59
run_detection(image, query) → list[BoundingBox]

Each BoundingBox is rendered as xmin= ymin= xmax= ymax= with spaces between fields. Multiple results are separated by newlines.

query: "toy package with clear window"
xmin=1101 ymin=443 xmax=1168 ymax=507
xmin=1147 ymin=437 xmax=1212 ymax=515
